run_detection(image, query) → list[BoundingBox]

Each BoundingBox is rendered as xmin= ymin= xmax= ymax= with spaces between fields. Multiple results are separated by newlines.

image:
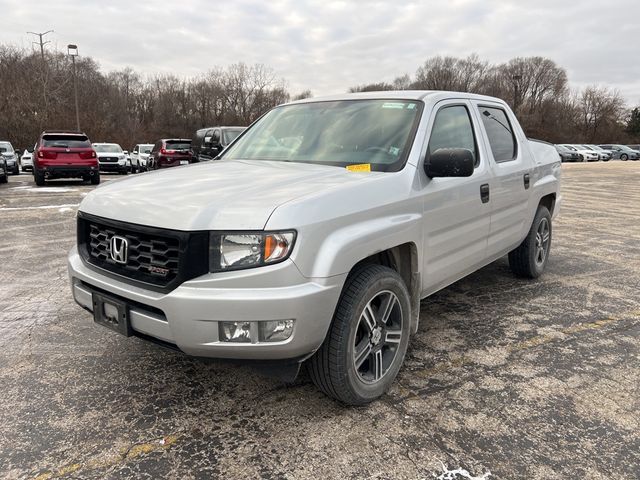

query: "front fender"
xmin=292 ymin=213 xmax=423 ymax=279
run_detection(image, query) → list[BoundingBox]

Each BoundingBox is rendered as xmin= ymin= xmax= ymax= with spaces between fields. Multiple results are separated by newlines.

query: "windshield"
xmin=555 ymin=145 xmax=570 ymax=153
xmin=0 ymin=142 xmax=15 ymax=153
xmin=94 ymin=144 xmax=123 ymax=153
xmin=43 ymin=135 xmax=91 ymax=148
xmin=223 ymin=128 xmax=245 ymax=144
xmin=165 ymin=141 xmax=191 ymax=150
xmin=222 ymin=99 xmax=423 ymax=171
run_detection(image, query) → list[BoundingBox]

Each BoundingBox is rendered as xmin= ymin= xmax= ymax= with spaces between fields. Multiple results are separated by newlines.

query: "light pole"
xmin=68 ymin=44 xmax=80 ymax=131
xmin=512 ymin=74 xmax=522 ymax=115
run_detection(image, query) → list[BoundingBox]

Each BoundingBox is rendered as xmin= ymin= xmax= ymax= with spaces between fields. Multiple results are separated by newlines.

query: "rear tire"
xmin=91 ymin=173 xmax=100 ymax=185
xmin=621 ymin=154 xmax=628 ymax=161
xmin=308 ymin=265 xmax=411 ymax=405
xmin=0 ymin=173 xmax=7 ymax=183
xmin=34 ymin=169 xmax=45 ymax=186
xmin=509 ymin=206 xmax=552 ymax=279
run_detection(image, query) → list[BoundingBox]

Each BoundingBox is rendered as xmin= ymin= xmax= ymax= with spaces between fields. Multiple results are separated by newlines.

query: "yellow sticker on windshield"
xmin=346 ymin=164 xmax=371 ymax=172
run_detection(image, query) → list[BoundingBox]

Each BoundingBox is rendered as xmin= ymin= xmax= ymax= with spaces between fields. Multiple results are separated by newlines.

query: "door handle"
xmin=524 ymin=173 xmax=530 ymax=189
xmin=480 ymin=184 xmax=490 ymax=203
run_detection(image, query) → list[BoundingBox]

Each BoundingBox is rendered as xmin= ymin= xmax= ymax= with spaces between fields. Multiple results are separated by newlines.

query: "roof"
xmin=287 ymin=90 xmax=506 ymax=106
xmin=42 ymin=130 xmax=87 ymax=136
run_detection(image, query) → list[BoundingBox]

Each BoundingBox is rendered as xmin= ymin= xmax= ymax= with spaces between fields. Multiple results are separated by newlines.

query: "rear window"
xmin=478 ymin=107 xmax=517 ymax=162
xmin=42 ymin=135 xmax=91 ymax=148
xmin=223 ymin=129 xmax=244 ymax=144
xmin=166 ymin=141 xmax=191 ymax=150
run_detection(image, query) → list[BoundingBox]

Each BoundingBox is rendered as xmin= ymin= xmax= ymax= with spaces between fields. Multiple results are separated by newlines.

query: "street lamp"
xmin=67 ymin=44 xmax=80 ymax=131
xmin=512 ymin=74 xmax=522 ymax=115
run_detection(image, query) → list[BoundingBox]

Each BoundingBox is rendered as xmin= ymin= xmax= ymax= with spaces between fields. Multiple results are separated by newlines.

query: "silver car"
xmin=69 ymin=91 xmax=561 ymax=404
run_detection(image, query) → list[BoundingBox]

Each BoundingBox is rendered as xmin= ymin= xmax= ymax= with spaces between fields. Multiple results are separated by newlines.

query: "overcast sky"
xmin=1 ymin=0 xmax=639 ymax=105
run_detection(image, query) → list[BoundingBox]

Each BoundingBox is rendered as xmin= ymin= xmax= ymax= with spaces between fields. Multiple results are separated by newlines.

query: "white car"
xmin=93 ymin=143 xmax=128 ymax=174
xmin=131 ymin=144 xmax=154 ymax=172
xmin=561 ymin=144 xmax=598 ymax=162
xmin=20 ymin=149 xmax=34 ymax=172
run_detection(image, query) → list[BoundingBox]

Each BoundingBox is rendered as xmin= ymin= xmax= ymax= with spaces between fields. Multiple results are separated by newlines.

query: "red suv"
xmin=33 ymin=131 xmax=99 ymax=186
xmin=148 ymin=139 xmax=193 ymax=169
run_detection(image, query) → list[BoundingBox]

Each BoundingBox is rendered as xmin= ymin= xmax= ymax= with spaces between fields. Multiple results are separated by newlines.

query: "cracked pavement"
xmin=0 ymin=162 xmax=639 ymax=479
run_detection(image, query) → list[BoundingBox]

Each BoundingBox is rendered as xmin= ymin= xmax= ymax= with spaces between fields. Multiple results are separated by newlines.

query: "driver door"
xmin=420 ymin=100 xmax=492 ymax=295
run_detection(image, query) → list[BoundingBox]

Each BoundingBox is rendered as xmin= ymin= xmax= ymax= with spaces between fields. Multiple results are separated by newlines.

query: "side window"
xmin=479 ymin=106 xmax=517 ymax=162
xmin=133 ymin=146 xmax=138 ymax=153
xmin=212 ymin=129 xmax=221 ymax=143
xmin=427 ymin=105 xmax=478 ymax=166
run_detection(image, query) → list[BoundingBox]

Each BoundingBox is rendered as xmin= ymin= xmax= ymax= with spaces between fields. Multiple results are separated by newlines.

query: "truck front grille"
xmin=77 ymin=213 xmax=209 ymax=292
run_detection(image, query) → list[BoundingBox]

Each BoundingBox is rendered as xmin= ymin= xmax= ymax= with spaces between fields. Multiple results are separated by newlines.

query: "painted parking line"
xmin=0 ymin=204 xmax=79 ymax=212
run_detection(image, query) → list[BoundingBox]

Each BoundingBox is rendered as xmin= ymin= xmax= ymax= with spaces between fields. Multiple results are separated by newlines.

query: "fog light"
xmin=219 ymin=321 xmax=252 ymax=343
xmin=259 ymin=320 xmax=294 ymax=342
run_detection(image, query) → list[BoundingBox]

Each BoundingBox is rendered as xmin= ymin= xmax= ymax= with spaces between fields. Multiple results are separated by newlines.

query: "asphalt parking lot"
xmin=1 ymin=163 xmax=639 ymax=479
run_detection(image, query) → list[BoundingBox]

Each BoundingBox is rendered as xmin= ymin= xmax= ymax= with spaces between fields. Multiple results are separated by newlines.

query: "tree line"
xmin=1 ymin=45 xmax=638 ymax=152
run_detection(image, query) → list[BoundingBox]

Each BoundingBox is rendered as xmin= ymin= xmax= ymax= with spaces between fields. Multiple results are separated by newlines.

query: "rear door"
xmin=420 ymin=100 xmax=492 ymax=295
xmin=471 ymin=102 xmax=532 ymax=258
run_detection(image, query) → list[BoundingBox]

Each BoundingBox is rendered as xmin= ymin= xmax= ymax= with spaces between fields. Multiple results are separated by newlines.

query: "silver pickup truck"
xmin=68 ymin=91 xmax=561 ymax=405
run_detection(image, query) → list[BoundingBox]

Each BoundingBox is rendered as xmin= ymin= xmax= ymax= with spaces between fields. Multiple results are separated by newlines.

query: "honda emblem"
xmin=109 ymin=235 xmax=128 ymax=264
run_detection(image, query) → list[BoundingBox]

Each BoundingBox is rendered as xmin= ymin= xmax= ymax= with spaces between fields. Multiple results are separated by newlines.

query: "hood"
xmin=1 ymin=152 xmax=15 ymax=158
xmin=96 ymin=151 xmax=123 ymax=157
xmin=79 ymin=160 xmax=382 ymax=231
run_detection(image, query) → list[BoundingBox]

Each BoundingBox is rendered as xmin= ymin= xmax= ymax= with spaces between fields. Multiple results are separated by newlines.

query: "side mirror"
xmin=424 ymin=148 xmax=475 ymax=178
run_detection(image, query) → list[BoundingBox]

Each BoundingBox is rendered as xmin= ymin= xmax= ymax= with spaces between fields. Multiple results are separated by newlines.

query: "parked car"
xmin=122 ymin=150 xmax=132 ymax=171
xmin=560 ymin=144 xmax=598 ymax=162
xmin=599 ymin=144 xmax=640 ymax=160
xmin=0 ymin=154 xmax=7 ymax=183
xmin=579 ymin=145 xmax=611 ymax=161
xmin=93 ymin=143 xmax=129 ymax=174
xmin=148 ymin=139 xmax=193 ymax=169
xmin=68 ymin=91 xmax=561 ymax=405
xmin=555 ymin=144 xmax=581 ymax=162
xmin=192 ymin=126 xmax=246 ymax=162
xmin=130 ymin=144 xmax=154 ymax=172
xmin=627 ymin=144 xmax=640 ymax=153
xmin=20 ymin=149 xmax=34 ymax=171
xmin=583 ymin=144 xmax=613 ymax=161
xmin=33 ymin=131 xmax=99 ymax=186
xmin=0 ymin=141 xmax=19 ymax=174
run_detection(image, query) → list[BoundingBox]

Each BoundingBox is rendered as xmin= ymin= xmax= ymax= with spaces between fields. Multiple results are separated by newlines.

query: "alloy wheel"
xmin=535 ymin=217 xmax=550 ymax=266
xmin=353 ymin=290 xmax=403 ymax=384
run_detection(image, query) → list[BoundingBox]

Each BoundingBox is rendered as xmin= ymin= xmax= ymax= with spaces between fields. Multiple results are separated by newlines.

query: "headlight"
xmin=209 ymin=231 xmax=296 ymax=271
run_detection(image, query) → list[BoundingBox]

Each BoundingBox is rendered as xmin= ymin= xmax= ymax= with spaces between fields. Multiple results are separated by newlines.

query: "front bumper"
xmin=68 ymin=246 xmax=345 ymax=360
xmin=99 ymin=162 xmax=128 ymax=173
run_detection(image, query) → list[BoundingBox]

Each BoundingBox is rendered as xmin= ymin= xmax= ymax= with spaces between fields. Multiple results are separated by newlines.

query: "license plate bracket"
xmin=92 ymin=292 xmax=132 ymax=336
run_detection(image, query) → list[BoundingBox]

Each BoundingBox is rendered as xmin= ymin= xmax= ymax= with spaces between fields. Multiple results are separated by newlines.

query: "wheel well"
xmin=539 ymin=193 xmax=556 ymax=216
xmin=350 ymin=243 xmax=421 ymax=334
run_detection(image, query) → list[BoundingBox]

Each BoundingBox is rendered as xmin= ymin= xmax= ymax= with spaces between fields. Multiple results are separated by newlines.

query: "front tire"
xmin=509 ymin=206 xmax=552 ymax=278
xmin=308 ymin=265 xmax=411 ymax=405
xmin=621 ymin=154 xmax=628 ymax=161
